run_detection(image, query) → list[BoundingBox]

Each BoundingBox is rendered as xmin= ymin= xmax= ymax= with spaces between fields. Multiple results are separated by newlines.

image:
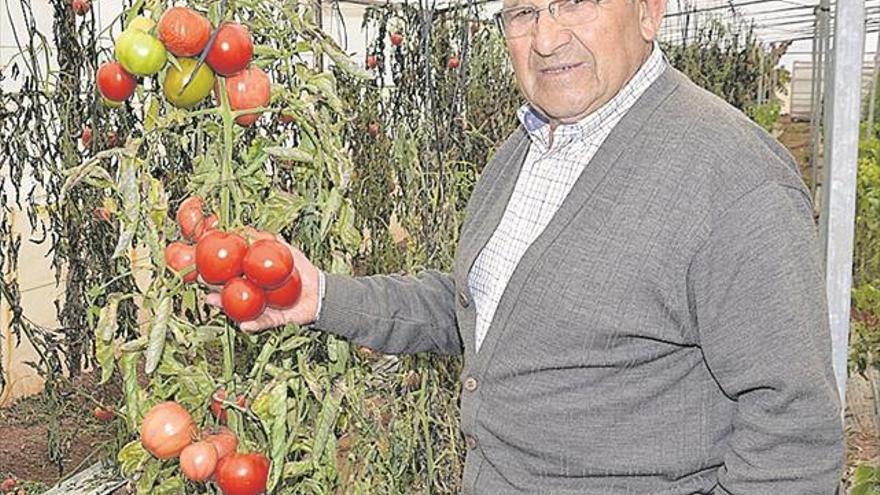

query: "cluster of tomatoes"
xmin=96 ymin=6 xmax=271 ymax=127
xmin=1 ymin=476 xmax=26 ymax=495
xmin=140 ymin=401 xmax=269 ymax=495
xmin=165 ymin=196 xmax=302 ymax=322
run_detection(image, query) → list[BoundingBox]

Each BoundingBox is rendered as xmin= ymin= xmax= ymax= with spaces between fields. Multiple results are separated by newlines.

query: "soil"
xmin=0 ymin=371 xmax=121 ymax=492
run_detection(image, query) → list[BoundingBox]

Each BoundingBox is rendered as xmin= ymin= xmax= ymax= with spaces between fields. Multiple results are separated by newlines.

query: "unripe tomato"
xmin=205 ymin=23 xmax=253 ymax=76
xmin=195 ymin=213 xmax=220 ymax=240
xmin=158 ymin=7 xmax=212 ymax=57
xmin=447 ymin=56 xmax=460 ymax=69
xmin=101 ymin=96 xmax=124 ymax=108
xmin=221 ymin=277 xmax=266 ymax=322
xmin=180 ymin=441 xmax=218 ymax=482
xmin=265 ymin=268 xmax=302 ymax=309
xmin=204 ymin=426 xmax=239 ymax=460
xmin=366 ymin=55 xmax=377 ymax=69
xmin=211 ymin=389 xmax=247 ymax=423
xmin=390 ymin=32 xmax=404 ymax=46
xmin=96 ymin=62 xmax=137 ymax=102
xmin=127 ymin=16 xmax=155 ymax=32
xmin=196 ymin=231 xmax=248 ymax=284
xmin=176 ymin=196 xmax=205 ymax=241
xmin=215 ymin=452 xmax=270 ymax=495
xmin=72 ymin=0 xmax=90 ymax=16
xmin=115 ymin=29 xmax=167 ymax=77
xmin=140 ymin=402 xmax=195 ymax=459
xmin=222 ymin=66 xmax=271 ymax=127
xmin=164 ymin=242 xmax=197 ymax=283
xmin=94 ymin=406 xmax=114 ymax=421
xmin=163 ymin=57 xmax=215 ymax=108
xmin=242 ymin=239 xmax=294 ymax=289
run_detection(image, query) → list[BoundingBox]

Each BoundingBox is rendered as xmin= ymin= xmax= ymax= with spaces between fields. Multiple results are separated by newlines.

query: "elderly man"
xmin=216 ymin=0 xmax=845 ymax=492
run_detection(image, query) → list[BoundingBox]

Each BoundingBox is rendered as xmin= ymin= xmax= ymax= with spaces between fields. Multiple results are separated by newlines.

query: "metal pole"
xmin=818 ymin=0 xmax=866 ymax=406
xmin=810 ymin=6 xmax=828 ymax=203
xmin=757 ymin=49 xmax=765 ymax=105
xmin=867 ymin=34 xmax=880 ymax=139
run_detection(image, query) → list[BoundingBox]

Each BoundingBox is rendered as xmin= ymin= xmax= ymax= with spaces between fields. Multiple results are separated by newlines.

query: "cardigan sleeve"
xmin=311 ymin=271 xmax=462 ymax=355
xmin=688 ymin=182 xmax=845 ymax=493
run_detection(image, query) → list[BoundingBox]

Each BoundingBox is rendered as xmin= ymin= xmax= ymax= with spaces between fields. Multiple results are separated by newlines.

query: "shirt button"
xmin=464 ymin=377 xmax=478 ymax=392
xmin=458 ymin=290 xmax=470 ymax=308
xmin=466 ymin=436 xmax=478 ymax=450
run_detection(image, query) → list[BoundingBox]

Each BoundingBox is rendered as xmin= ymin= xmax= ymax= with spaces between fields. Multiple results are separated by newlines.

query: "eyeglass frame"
xmin=493 ymin=0 xmax=602 ymax=38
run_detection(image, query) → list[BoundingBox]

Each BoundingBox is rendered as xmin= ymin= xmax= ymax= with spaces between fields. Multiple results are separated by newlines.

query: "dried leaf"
xmin=145 ymin=294 xmax=171 ymax=374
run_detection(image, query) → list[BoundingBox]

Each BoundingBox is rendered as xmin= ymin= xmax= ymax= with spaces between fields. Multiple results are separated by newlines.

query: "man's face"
xmin=504 ymin=0 xmax=666 ymax=124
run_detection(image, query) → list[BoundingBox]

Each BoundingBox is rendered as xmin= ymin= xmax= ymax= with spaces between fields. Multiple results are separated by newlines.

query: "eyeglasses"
xmin=494 ymin=0 xmax=601 ymax=38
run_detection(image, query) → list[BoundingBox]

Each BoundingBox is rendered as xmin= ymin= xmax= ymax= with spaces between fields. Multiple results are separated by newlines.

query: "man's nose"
xmin=531 ymin=12 xmax=571 ymax=56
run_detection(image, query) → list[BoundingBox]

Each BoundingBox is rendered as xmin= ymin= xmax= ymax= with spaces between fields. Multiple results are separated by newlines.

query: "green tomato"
xmin=163 ymin=58 xmax=215 ymax=108
xmin=127 ymin=16 xmax=156 ymax=32
xmin=115 ymin=29 xmax=166 ymax=77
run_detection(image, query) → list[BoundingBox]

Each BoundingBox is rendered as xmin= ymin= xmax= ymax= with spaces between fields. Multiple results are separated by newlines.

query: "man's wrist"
xmin=313 ymin=270 xmax=326 ymax=323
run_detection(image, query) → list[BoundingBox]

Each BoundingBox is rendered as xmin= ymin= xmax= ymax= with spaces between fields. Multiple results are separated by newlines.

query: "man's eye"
xmin=511 ymin=8 xmax=535 ymax=19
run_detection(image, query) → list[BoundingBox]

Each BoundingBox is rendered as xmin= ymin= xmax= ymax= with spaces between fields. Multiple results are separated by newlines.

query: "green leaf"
xmin=319 ymin=188 xmax=342 ymax=239
xmin=322 ymin=37 xmax=371 ymax=79
xmin=121 ymin=351 xmax=142 ymax=432
xmin=61 ymin=159 xmax=114 ymax=197
xmin=96 ymin=336 xmax=115 ymax=385
xmin=253 ymin=380 xmax=289 ymax=492
xmin=265 ymin=146 xmax=314 ymax=163
xmin=117 ymin=440 xmax=149 ymax=477
xmin=144 ymin=96 xmax=160 ymax=131
xmin=113 ymin=157 xmax=140 ymax=259
xmin=145 ymin=294 xmax=171 ymax=374
xmin=311 ymin=378 xmax=344 ymax=469
xmin=96 ymin=295 xmax=121 ymax=342
xmin=152 ymin=474 xmax=184 ymax=495
xmin=260 ymin=191 xmax=309 ymax=234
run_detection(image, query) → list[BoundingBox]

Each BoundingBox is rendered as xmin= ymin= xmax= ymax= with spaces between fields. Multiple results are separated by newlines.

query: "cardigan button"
xmin=458 ymin=290 xmax=470 ymax=308
xmin=464 ymin=377 xmax=478 ymax=392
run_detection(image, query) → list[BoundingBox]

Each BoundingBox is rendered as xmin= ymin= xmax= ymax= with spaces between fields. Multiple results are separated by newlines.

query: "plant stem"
xmin=218 ymin=79 xmax=236 ymax=386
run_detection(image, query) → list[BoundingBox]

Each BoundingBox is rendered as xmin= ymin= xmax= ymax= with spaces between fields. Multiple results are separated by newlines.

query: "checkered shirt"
xmin=469 ymin=44 xmax=668 ymax=352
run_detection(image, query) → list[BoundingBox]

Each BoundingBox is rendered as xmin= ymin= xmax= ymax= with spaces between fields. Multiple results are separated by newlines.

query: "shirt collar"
xmin=517 ymin=41 xmax=668 ymax=150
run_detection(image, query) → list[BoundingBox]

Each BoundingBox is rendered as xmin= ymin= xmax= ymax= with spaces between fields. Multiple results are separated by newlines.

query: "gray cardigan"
xmin=314 ymin=67 xmax=845 ymax=494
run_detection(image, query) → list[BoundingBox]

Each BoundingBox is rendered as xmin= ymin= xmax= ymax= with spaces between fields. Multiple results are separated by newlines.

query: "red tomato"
xmin=278 ymin=113 xmax=295 ymax=124
xmin=81 ymin=125 xmax=92 ymax=147
xmin=239 ymin=226 xmax=276 ymax=245
xmin=215 ymin=452 xmax=270 ymax=495
xmin=242 ymin=239 xmax=294 ymax=289
xmin=366 ymin=55 xmax=377 ymax=69
xmin=204 ymin=426 xmax=239 ymax=460
xmin=2 ymin=478 xmax=16 ymax=491
xmin=72 ymin=0 xmax=90 ymax=15
xmin=447 ymin=56 xmax=460 ymax=69
xmin=205 ymin=23 xmax=253 ymax=76
xmin=158 ymin=7 xmax=212 ymax=57
xmin=265 ymin=269 xmax=302 ymax=309
xmin=180 ymin=441 xmax=218 ymax=482
xmin=93 ymin=207 xmax=112 ymax=223
xmin=165 ymin=242 xmax=197 ymax=283
xmin=176 ymin=196 xmax=205 ymax=241
xmin=221 ymin=277 xmax=266 ymax=322
xmin=195 ymin=213 xmax=220 ymax=240
xmin=211 ymin=389 xmax=248 ymax=423
xmin=222 ymin=66 xmax=271 ymax=127
xmin=96 ymin=62 xmax=137 ymax=102
xmin=94 ymin=406 xmax=114 ymax=421
xmin=390 ymin=32 xmax=404 ymax=46
xmin=367 ymin=121 xmax=380 ymax=138
xmin=140 ymin=402 xmax=195 ymax=459
xmin=107 ymin=131 xmax=120 ymax=147
xmin=196 ymin=231 xmax=247 ymax=284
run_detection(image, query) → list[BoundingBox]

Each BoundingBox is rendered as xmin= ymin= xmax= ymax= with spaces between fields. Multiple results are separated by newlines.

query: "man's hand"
xmin=205 ymin=239 xmax=321 ymax=333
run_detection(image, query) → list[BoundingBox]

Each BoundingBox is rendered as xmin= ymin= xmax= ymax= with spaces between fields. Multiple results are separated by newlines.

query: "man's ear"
xmin=639 ymin=0 xmax=667 ymax=42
